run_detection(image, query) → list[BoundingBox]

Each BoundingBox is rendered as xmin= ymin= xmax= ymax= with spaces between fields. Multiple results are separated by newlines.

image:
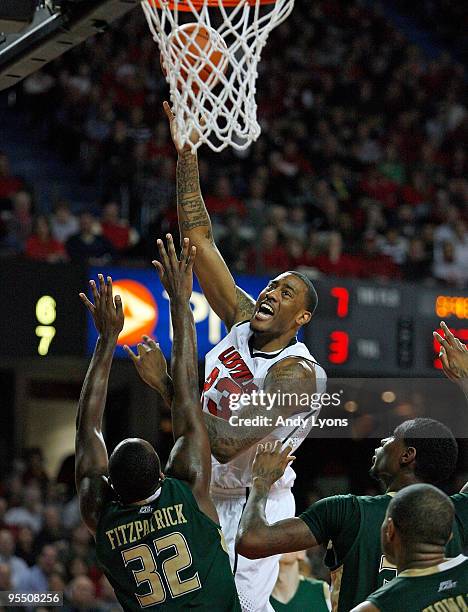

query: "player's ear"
xmin=296 ymin=310 xmax=311 ymax=327
xmin=400 ymin=445 xmax=416 ymax=468
xmin=386 ymin=517 xmax=395 ymax=542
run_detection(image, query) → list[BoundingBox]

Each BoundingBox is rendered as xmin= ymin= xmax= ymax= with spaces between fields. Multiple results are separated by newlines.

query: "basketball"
xmin=160 ymin=23 xmax=228 ymax=93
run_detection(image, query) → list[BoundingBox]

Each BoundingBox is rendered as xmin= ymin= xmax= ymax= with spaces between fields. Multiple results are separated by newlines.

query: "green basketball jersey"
xmin=367 ymin=555 xmax=468 ymax=612
xmin=300 ymin=492 xmax=468 ymax=612
xmin=95 ymin=477 xmax=241 ymax=611
xmin=270 ymin=576 xmax=331 ymax=611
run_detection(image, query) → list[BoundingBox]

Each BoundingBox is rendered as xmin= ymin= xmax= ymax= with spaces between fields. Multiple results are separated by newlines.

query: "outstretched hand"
xmin=124 ymin=335 xmax=169 ymax=395
xmin=251 ymin=441 xmax=295 ymax=489
xmin=79 ymin=274 xmax=124 ymax=340
xmin=163 ymin=101 xmax=200 ymax=154
xmin=153 ymin=235 xmax=196 ymax=303
xmin=434 ymin=321 xmax=468 ymax=386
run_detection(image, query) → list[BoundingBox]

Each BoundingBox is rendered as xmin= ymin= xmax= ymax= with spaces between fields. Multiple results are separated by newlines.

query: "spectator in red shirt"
xmin=100 ymin=201 xmax=138 ymax=253
xmin=247 ymin=225 xmax=290 ymax=274
xmin=355 ymin=234 xmax=401 ymax=280
xmin=306 ymin=232 xmax=361 ymax=277
xmin=24 ymin=216 xmax=67 ymax=263
xmin=205 ymin=176 xmax=247 ymax=219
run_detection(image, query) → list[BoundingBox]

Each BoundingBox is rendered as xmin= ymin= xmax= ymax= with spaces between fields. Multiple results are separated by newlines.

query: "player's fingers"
xmin=180 ymin=237 xmax=190 ymax=267
xmin=166 ymin=234 xmax=178 ymax=271
xmin=114 ymin=293 xmax=123 ymax=318
xmin=186 ymin=245 xmax=197 ymax=272
xmin=455 ymin=337 xmax=467 ymax=352
xmin=123 ymin=345 xmax=138 ymax=362
xmin=256 ymin=443 xmax=264 ymax=454
xmin=264 ymin=441 xmax=273 ymax=453
xmin=142 ymin=335 xmax=158 ymax=350
xmin=156 ymin=239 xmax=171 ymax=273
xmin=433 ymin=331 xmax=450 ymax=352
xmin=271 ymin=440 xmax=281 ymax=454
xmin=163 ymin=100 xmax=174 ymax=121
xmin=79 ymin=293 xmax=95 ymax=313
xmin=440 ymin=322 xmax=457 ymax=347
xmin=90 ymin=279 xmax=99 ymax=304
xmin=106 ymin=275 xmax=113 ymax=305
xmin=137 ymin=343 xmax=146 ymax=358
xmin=286 ymin=455 xmax=296 ymax=466
xmin=98 ymin=273 xmax=106 ymax=298
xmin=152 ymin=260 xmax=165 ymax=282
xmin=280 ymin=443 xmax=293 ymax=459
xmin=439 ymin=348 xmax=450 ymax=371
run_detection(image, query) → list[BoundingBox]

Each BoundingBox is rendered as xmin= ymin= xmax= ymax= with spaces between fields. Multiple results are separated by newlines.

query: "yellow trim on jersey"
xmin=330 ymin=565 xmax=343 ymax=612
xmin=323 ymin=579 xmax=332 ymax=611
xmin=399 ymin=555 xmax=467 ymax=577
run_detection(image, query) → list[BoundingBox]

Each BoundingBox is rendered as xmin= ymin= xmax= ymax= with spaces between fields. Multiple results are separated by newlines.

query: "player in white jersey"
xmin=126 ymin=103 xmax=326 ymax=612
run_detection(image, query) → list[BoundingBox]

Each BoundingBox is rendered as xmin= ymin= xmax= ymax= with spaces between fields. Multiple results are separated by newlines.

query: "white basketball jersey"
xmin=202 ymin=321 xmax=327 ymax=490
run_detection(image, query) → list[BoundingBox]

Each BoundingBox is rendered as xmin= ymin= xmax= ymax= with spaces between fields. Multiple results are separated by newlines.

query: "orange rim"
xmin=147 ymin=0 xmax=276 ymax=11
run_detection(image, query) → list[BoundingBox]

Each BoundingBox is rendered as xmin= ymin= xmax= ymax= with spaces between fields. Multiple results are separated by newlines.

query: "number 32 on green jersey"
xmin=122 ymin=531 xmax=201 ymax=607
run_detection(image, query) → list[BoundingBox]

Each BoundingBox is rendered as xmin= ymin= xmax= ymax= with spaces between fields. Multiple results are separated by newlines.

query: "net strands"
xmin=142 ymin=0 xmax=295 ymax=152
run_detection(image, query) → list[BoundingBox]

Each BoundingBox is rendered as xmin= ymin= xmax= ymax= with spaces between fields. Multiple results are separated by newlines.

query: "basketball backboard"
xmin=0 ymin=0 xmax=139 ymax=92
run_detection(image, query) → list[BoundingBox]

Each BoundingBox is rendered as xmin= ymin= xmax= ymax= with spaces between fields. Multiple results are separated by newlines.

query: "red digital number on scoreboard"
xmin=433 ymin=328 xmax=468 ymax=369
xmin=331 ymin=287 xmax=349 ymax=318
xmin=328 ymin=330 xmax=349 ymax=364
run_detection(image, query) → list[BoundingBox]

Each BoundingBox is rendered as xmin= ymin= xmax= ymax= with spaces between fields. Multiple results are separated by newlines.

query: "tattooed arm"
xmin=205 ymin=357 xmax=317 ymax=464
xmin=236 ymin=442 xmax=317 ymax=558
xmin=164 ymin=102 xmax=255 ymax=330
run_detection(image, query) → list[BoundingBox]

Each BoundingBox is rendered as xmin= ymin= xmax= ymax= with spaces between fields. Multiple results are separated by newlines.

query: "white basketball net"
xmin=141 ymin=0 xmax=295 ymax=152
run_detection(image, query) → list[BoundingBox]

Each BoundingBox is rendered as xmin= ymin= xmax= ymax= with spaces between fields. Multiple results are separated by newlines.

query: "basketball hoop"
xmin=142 ymin=0 xmax=295 ymax=152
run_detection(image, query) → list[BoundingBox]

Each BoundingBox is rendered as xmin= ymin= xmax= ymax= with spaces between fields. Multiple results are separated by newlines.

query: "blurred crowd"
xmin=0 ymin=0 xmax=466 ymax=286
xmin=0 ymin=449 xmax=121 ymax=611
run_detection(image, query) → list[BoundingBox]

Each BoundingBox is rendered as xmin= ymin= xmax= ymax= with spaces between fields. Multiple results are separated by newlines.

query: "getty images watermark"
xmin=228 ymin=390 xmax=349 ymax=429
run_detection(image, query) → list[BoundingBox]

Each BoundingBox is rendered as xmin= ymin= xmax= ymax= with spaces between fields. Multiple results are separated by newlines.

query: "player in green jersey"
xmin=76 ymin=236 xmax=240 ymax=610
xmin=270 ymin=551 xmax=331 ymax=612
xmin=236 ymin=325 xmax=468 ymax=612
xmin=351 ymin=484 xmax=468 ymax=612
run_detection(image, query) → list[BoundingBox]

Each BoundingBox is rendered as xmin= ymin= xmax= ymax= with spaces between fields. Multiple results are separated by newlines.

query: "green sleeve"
xmin=451 ymin=492 xmax=468 ymax=546
xmin=299 ymin=495 xmax=361 ymax=563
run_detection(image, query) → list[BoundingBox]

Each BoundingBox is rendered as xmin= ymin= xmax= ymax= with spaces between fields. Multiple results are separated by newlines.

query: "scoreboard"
xmin=307 ymin=279 xmax=468 ymax=376
xmin=1 ymin=261 xmax=467 ymax=377
xmin=0 ymin=261 xmax=86 ymax=358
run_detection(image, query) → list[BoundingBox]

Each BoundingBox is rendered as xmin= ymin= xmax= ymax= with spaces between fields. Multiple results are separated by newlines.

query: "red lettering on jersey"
xmin=204 ymin=367 xmax=220 ymax=392
xmin=218 ymin=347 xmax=254 ymax=383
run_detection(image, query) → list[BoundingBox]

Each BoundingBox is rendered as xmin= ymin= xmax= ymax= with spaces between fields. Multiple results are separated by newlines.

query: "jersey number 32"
xmin=122 ymin=532 xmax=201 ymax=606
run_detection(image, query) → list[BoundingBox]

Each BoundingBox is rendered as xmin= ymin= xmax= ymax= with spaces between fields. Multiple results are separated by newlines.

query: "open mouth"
xmin=254 ymin=302 xmax=275 ymax=321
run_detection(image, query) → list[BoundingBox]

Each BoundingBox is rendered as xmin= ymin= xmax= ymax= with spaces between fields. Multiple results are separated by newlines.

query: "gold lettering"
xmin=455 ymin=595 xmax=468 ymax=611
xmin=165 ymin=506 xmax=178 ymax=526
xmin=114 ymin=527 xmax=122 ymax=547
xmin=135 ymin=520 xmax=144 ymax=540
xmin=129 ymin=522 xmax=136 ymax=543
xmin=161 ymin=507 xmax=171 ymax=527
xmin=118 ymin=524 xmax=128 ymax=545
xmin=154 ymin=510 xmax=166 ymax=530
xmin=143 ymin=520 xmax=151 ymax=537
xmin=174 ymin=504 xmax=187 ymax=524
xmin=106 ymin=529 xmax=116 ymax=550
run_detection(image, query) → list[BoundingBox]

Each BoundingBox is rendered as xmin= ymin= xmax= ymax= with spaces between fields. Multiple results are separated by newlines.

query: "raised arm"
xmin=236 ymin=441 xmax=317 ymax=558
xmin=164 ymin=101 xmax=255 ymax=330
xmin=434 ymin=321 xmax=468 ymax=493
xmin=153 ymin=235 xmax=218 ymax=521
xmin=76 ymin=275 xmax=124 ymax=535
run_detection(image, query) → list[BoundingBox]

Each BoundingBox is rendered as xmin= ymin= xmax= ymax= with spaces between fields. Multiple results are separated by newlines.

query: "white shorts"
xmin=211 ymin=487 xmax=296 ymax=612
